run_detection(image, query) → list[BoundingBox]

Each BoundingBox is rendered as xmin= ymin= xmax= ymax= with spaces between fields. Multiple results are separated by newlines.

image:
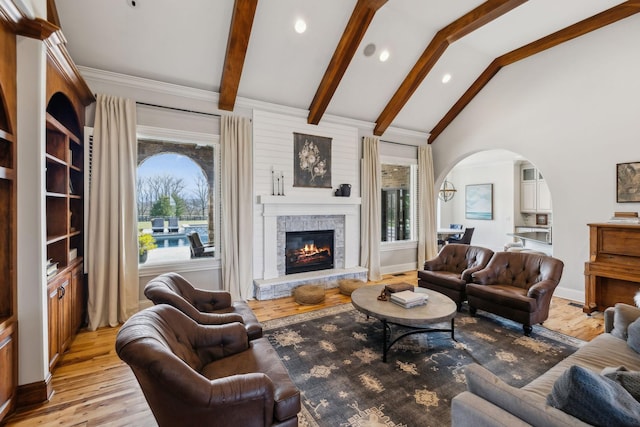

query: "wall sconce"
xmin=439 ymin=180 xmax=457 ymax=202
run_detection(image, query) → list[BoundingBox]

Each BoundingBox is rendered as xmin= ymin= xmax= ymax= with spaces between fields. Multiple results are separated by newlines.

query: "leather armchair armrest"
xmin=461 ymin=265 xmax=486 ymax=283
xmin=527 ymin=279 xmax=557 ymax=300
xmin=195 ymin=322 xmax=250 ymax=362
xmin=208 ymin=373 xmax=275 ymax=425
xmin=471 ymin=268 xmax=496 ymax=285
xmin=192 ymin=288 xmax=232 ymax=310
xmin=197 ymin=312 xmax=245 ymax=325
xmin=423 ymin=257 xmax=445 ymax=271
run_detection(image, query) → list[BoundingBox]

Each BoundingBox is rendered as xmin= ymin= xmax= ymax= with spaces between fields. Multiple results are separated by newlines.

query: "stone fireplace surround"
xmin=254 ymin=196 xmax=367 ymax=300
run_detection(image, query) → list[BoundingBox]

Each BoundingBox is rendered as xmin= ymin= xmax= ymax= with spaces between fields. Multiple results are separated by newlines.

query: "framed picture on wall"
xmin=465 ymin=183 xmax=493 ymax=220
xmin=293 ymin=133 xmax=332 ymax=188
xmin=616 ymin=162 xmax=640 ymax=202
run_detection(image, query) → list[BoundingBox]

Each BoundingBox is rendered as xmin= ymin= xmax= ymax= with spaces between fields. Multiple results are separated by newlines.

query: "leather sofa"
xmin=467 ymin=251 xmax=564 ymax=336
xmin=144 ymin=272 xmax=263 ymax=340
xmin=418 ymin=244 xmax=494 ymax=311
xmin=116 ymin=304 xmax=300 ymax=427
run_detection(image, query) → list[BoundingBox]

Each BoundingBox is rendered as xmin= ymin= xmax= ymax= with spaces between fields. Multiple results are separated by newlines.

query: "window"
xmin=381 ymin=162 xmax=417 ymax=242
xmin=136 ymin=134 xmax=220 ymax=267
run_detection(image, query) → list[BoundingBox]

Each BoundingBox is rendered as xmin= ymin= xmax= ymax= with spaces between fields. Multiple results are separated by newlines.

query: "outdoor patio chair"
xmin=187 ymin=232 xmax=214 ymax=258
xmin=151 ymin=218 xmax=164 ymax=233
xmin=168 ymin=217 xmax=179 ymax=233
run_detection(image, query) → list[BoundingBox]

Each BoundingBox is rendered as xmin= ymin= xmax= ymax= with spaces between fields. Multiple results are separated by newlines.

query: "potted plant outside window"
xmin=139 ymin=232 xmax=157 ymax=263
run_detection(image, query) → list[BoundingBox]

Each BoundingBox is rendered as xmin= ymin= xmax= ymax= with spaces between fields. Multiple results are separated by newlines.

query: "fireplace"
xmin=285 ymin=230 xmax=334 ymax=274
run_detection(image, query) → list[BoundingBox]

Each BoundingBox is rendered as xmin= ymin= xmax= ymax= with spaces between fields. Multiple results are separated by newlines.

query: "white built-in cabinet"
xmin=520 ymin=164 xmax=551 ymax=213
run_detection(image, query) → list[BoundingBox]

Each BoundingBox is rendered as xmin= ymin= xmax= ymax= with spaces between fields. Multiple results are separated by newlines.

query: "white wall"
xmin=431 ymin=15 xmax=640 ymax=302
xmin=252 ymin=109 xmax=360 ymax=280
xmin=441 ymin=160 xmax=517 ymax=253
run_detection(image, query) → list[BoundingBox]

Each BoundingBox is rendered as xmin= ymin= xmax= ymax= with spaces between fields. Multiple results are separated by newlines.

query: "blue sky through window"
xmin=138 ymin=153 xmax=201 ymax=193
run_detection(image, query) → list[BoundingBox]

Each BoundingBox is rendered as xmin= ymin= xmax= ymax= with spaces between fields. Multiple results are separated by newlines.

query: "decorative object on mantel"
xmin=271 ymin=168 xmax=285 ymax=196
xmin=616 ymin=162 xmax=640 ymax=202
xmin=293 ymin=132 xmax=331 ymax=188
xmin=438 ymin=179 xmax=457 ymax=202
xmin=608 ymin=211 xmax=640 ymax=224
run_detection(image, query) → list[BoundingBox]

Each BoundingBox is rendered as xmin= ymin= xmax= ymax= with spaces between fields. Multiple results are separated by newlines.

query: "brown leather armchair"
xmin=144 ymin=272 xmax=263 ymax=340
xmin=467 ymin=251 xmax=564 ymax=336
xmin=418 ymin=244 xmax=494 ymax=311
xmin=116 ymin=304 xmax=300 ymax=427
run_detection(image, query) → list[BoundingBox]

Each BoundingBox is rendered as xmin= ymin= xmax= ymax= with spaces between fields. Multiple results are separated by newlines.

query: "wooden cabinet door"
xmin=537 ymin=181 xmax=552 ymax=212
xmin=47 ymin=282 xmax=60 ymax=370
xmin=59 ymin=278 xmax=73 ymax=352
xmin=520 ymin=182 xmax=536 ymax=212
xmin=71 ymin=264 xmax=84 ymax=331
xmin=0 ymin=323 xmax=17 ymax=421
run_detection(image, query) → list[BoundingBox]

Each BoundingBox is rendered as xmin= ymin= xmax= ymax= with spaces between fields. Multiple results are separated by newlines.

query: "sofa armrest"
xmin=605 ymin=306 xmax=615 ymax=333
xmin=464 ymin=364 xmax=590 ymax=427
xmin=451 ymin=392 xmax=531 ymax=427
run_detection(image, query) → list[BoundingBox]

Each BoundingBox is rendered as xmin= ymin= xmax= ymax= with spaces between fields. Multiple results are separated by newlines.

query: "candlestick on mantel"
xmin=277 ymin=177 xmax=281 ymax=196
xmin=281 ymin=172 xmax=285 ymax=196
xmin=271 ymin=169 xmax=275 ymax=196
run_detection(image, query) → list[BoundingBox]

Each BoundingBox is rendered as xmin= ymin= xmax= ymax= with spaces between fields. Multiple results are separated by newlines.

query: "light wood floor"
xmin=4 ymin=272 xmax=603 ymax=426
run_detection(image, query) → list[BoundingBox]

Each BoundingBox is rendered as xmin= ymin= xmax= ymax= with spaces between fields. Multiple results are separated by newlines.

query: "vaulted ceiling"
xmin=54 ymin=0 xmax=639 ymax=143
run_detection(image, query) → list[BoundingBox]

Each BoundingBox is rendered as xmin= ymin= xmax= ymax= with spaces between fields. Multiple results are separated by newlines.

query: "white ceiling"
xmin=55 ymin=0 xmax=625 ymax=136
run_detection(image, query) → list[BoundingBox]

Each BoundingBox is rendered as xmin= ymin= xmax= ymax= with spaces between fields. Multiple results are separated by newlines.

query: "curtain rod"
xmin=135 ymin=101 xmax=221 ymax=118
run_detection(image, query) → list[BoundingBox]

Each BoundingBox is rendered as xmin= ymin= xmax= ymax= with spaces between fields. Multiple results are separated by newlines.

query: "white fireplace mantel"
xmin=258 ymin=195 xmax=361 ymax=279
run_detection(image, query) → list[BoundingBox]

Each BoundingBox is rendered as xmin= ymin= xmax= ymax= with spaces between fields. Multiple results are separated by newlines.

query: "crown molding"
xmin=77 ymin=66 xmax=430 ymax=141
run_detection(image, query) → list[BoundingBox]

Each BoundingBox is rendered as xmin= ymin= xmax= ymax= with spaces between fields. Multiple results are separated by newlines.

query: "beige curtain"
xmin=417 ymin=145 xmax=438 ymax=265
xmin=87 ymin=94 xmax=139 ymax=331
xmin=361 ymin=136 xmax=382 ymax=281
xmin=221 ymin=115 xmax=253 ymax=300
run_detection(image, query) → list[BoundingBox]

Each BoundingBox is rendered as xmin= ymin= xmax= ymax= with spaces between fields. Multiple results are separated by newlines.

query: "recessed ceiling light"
xmin=442 ymin=73 xmax=452 ymax=84
xmin=294 ymin=18 xmax=307 ymax=34
xmin=379 ymin=49 xmax=390 ymax=62
xmin=126 ymin=0 xmax=138 ymax=8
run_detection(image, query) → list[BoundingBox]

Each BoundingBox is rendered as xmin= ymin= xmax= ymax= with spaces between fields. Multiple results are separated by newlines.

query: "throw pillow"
xmin=547 ymin=365 xmax=640 ymax=426
xmin=612 ymin=303 xmax=640 ymax=340
xmin=602 ymin=366 xmax=640 ymax=402
xmin=629 ymin=317 xmax=640 ymax=354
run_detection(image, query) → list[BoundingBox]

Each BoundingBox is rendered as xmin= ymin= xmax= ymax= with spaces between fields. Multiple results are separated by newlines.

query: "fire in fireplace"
xmin=285 ymin=230 xmax=334 ymax=274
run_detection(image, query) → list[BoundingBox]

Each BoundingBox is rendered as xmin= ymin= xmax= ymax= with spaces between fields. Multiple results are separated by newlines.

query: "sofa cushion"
xmin=602 ymin=366 xmax=640 ymax=401
xmin=464 ymin=363 xmax=589 ymax=427
xmin=418 ymin=270 xmax=466 ymax=290
xmin=524 ymin=333 xmax=640 ymax=399
xmin=612 ymin=303 xmax=640 ymax=340
xmin=547 ymin=365 xmax=640 ymax=426
xmin=629 ymin=317 xmax=640 ymax=354
xmin=466 ymin=284 xmax=536 ymax=312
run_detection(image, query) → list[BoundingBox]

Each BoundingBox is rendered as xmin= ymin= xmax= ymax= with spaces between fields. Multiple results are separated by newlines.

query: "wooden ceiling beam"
xmin=428 ymin=0 xmax=640 ymax=143
xmin=307 ymin=0 xmax=387 ymax=125
xmin=373 ymin=0 xmax=526 ymax=136
xmin=219 ymin=0 xmax=259 ymax=111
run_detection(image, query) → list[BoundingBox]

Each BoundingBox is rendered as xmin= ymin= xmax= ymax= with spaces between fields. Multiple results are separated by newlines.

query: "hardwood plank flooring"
xmin=4 ymin=271 xmax=603 ymax=426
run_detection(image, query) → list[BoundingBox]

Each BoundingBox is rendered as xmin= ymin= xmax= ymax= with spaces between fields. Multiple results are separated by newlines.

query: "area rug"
xmin=263 ymin=304 xmax=583 ymax=427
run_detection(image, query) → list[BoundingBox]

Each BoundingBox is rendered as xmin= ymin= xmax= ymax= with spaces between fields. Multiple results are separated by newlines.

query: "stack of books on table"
xmin=390 ymin=290 xmax=427 ymax=308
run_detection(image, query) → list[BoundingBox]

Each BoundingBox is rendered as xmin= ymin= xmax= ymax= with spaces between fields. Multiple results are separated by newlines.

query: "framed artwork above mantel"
xmin=293 ymin=132 xmax=332 ymax=188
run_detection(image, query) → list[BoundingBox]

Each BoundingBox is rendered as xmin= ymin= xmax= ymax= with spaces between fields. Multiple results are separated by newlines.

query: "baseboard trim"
xmin=380 ymin=262 xmax=417 ymax=276
xmin=553 ymin=287 xmax=584 ymax=304
xmin=16 ymin=373 xmax=53 ymax=408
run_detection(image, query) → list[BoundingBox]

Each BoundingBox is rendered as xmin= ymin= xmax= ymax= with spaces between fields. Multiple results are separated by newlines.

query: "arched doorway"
xmin=437 ymin=149 xmax=553 ymax=254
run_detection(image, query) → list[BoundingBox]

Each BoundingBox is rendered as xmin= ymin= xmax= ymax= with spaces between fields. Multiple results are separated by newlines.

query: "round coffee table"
xmin=351 ymin=284 xmax=457 ymax=362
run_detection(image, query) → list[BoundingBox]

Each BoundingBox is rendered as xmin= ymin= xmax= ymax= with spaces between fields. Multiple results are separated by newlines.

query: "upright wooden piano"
xmin=584 ymin=223 xmax=640 ymax=313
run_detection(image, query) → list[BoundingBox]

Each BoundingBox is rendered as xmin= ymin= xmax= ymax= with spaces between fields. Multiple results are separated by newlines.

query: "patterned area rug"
xmin=263 ymin=304 xmax=583 ymax=427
